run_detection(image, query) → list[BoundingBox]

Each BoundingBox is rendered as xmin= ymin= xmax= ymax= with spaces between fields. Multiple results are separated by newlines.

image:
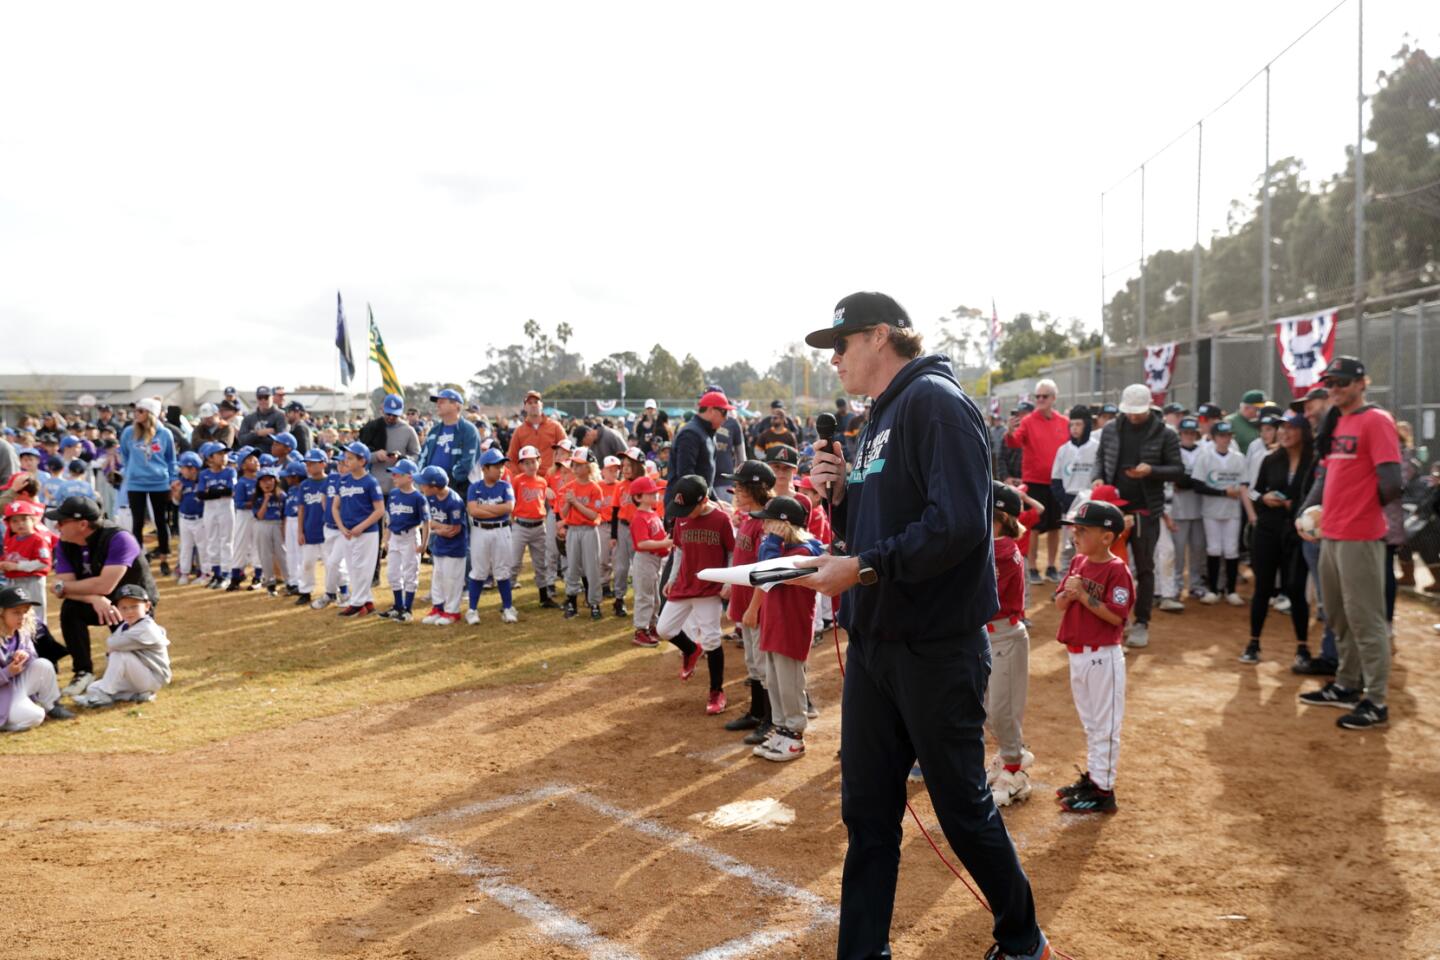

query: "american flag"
xmin=989 ymin=298 xmax=1001 ymax=366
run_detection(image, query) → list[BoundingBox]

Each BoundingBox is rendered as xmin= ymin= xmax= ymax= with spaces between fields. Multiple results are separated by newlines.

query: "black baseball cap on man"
xmin=1288 ymin=386 xmax=1329 ymax=413
xmin=722 ymin=459 xmax=776 ymax=487
xmin=1061 ymin=499 xmax=1126 ymax=534
xmin=749 ymin=496 xmax=807 ymax=527
xmin=805 ymin=291 xmax=913 ymax=350
xmin=666 ymin=475 xmax=710 ymax=518
xmin=45 ymin=496 xmax=102 ymax=523
xmin=1323 ymin=356 xmax=1365 ymax=381
xmin=285 ymin=400 xmax=306 ymax=413
xmin=256 ymin=386 xmax=272 ymax=398
xmin=764 ymin=445 xmax=800 ymax=468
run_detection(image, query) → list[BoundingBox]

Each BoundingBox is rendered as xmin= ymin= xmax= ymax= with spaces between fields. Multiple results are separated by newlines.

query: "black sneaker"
xmin=1026 ymin=568 xmax=1042 ymax=586
xmin=602 ymin=584 xmax=614 ymax=599
xmin=226 ymin=578 xmax=242 ymax=592
xmin=1294 ymin=656 xmax=1338 ymax=677
xmin=590 ymin=604 xmax=603 ymax=621
xmin=613 ymin=598 xmax=628 ymax=617
xmin=1337 ymin=699 xmax=1389 ymax=730
xmin=1044 ymin=565 xmax=1059 ymax=582
xmin=1298 ymin=682 xmax=1361 ymax=709
xmin=743 ymin=721 xmax=773 ymax=746
xmin=1238 ymin=641 xmax=1260 ymax=664
xmin=293 ymin=592 xmax=312 ymax=606
xmin=46 ymin=703 xmax=77 ymax=721
xmin=159 ymin=560 xmax=171 ymax=578
xmin=1058 ymin=782 xmax=1117 ymax=814
xmin=207 ymin=575 xmax=225 ymax=590
xmin=1055 ymin=770 xmax=1095 ymax=800
xmin=563 ymin=597 xmax=578 ymax=619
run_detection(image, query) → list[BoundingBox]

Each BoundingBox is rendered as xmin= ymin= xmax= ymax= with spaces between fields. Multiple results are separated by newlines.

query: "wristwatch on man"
xmin=857 ymin=558 xmax=878 ymax=586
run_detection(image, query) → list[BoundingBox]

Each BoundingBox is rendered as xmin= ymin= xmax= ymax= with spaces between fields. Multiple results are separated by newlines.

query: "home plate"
xmin=694 ymin=798 xmax=796 ymax=831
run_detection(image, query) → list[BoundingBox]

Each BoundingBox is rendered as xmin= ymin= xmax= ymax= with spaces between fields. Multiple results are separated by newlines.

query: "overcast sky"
xmin=0 ymin=1 xmax=1423 ymax=393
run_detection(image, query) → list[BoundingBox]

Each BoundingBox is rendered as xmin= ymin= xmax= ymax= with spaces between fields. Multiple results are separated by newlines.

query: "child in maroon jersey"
xmin=656 ymin=475 xmax=735 ymax=715
xmin=749 ymin=496 xmax=823 ymax=762
xmin=1054 ymin=499 xmax=1134 ymax=814
xmin=986 ymin=482 xmax=1035 ymax=807
xmin=720 ymin=460 xmax=776 ymax=741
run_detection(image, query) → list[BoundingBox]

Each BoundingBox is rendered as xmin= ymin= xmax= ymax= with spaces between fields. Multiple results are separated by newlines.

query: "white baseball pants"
xmin=296 ymin=541 xmax=324 ymax=595
xmin=985 ymin=620 xmax=1030 ymax=762
xmin=1203 ymin=516 xmax=1241 ymax=559
xmin=469 ymin=525 xmax=513 ymax=582
xmin=611 ymin=525 xmax=635 ymax=598
xmin=1068 ymin=644 xmax=1126 ymax=792
xmin=387 ymin=528 xmax=421 ymax=595
xmin=322 ymin=527 xmax=348 ymax=598
xmin=656 ymin=595 xmax=723 ymax=652
xmin=201 ymin=499 xmax=234 ymax=571
xmin=343 ymin=532 xmax=380 ymax=606
xmin=87 ymin=650 xmax=165 ymax=701
xmin=630 ymin=551 xmax=662 ymax=630
xmin=2 ymin=657 xmax=61 ymax=732
xmin=509 ymin=520 xmax=549 ymax=588
xmin=178 ymin=515 xmax=204 ymax=577
xmin=232 ymin=509 xmax=256 ymax=570
xmin=284 ymin=521 xmax=300 ymax=585
xmin=430 ymin=555 xmax=466 ymax=614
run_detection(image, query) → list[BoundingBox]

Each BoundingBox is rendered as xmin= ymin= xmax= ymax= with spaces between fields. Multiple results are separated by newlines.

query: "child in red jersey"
xmin=720 ymin=460 xmax=776 ymax=742
xmin=2 ymin=500 xmax=54 ymax=616
xmin=750 ymin=496 xmax=823 ymax=762
xmin=986 ymin=482 xmax=1035 ymax=807
xmin=626 ymin=477 xmax=670 ymax=646
xmin=657 ymin=475 xmax=735 ymax=715
xmin=1054 ymin=499 xmax=1134 ymax=814
xmin=610 ymin=447 xmax=647 ymax=618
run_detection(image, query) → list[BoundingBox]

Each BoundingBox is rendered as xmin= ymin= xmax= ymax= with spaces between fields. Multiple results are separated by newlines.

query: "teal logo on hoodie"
xmin=848 ymin=429 xmax=890 ymax=483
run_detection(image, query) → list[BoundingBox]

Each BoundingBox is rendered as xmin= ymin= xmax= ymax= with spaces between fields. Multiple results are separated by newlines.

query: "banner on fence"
xmin=1275 ymin=309 xmax=1338 ymax=397
xmin=595 ymin=399 xmax=617 ymax=412
xmin=1143 ymin=342 xmax=1178 ymax=404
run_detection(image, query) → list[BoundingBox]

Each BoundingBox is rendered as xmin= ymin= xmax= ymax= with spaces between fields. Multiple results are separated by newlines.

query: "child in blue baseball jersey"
xmin=295 ymin=452 xmax=331 ymax=607
xmin=281 ymin=462 xmax=305 ymax=596
xmin=465 ymin=449 xmax=518 ymax=624
xmin=381 ymin=459 xmax=429 ymax=622
xmin=332 ymin=442 xmax=385 ymax=617
xmin=313 ymin=455 xmax=350 ymax=610
xmin=252 ymin=468 xmax=286 ymax=596
xmin=419 ymin=466 xmax=467 ymax=625
xmin=55 ymin=460 xmax=99 ymax=505
xmin=170 ymin=451 xmax=205 ymax=584
xmin=196 ymin=443 xmax=236 ymax=589
xmin=39 ymin=457 xmax=65 ymax=507
xmin=228 ymin=448 xmax=261 ymax=591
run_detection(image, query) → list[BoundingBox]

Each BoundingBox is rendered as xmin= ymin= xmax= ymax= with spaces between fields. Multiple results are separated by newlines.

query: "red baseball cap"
xmin=697 ymin=390 xmax=734 ymax=411
xmin=3 ymin=499 xmax=44 ymax=518
xmin=1089 ymin=484 xmax=1130 ymax=507
xmin=628 ymin=476 xmax=658 ymax=497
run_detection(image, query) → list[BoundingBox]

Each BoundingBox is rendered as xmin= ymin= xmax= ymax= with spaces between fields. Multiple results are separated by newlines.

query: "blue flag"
xmin=335 ymin=291 xmax=356 ymax=385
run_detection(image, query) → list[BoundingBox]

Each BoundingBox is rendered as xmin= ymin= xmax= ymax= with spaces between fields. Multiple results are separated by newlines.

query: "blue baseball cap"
xmin=345 ymin=441 xmax=371 ymax=464
xmin=417 ymin=465 xmax=450 ymax=488
xmin=59 ymin=435 xmax=81 ymax=449
xmin=257 ymin=466 xmax=281 ymax=479
xmin=388 ymin=458 xmax=419 ymax=475
xmin=178 ymin=451 xmax=203 ymax=468
xmin=303 ymin=448 xmax=328 ymax=463
xmin=382 ymin=393 xmax=405 ymax=415
xmin=198 ymin=441 xmax=226 ymax=459
xmin=272 ymin=432 xmax=297 ymax=450
xmin=430 ymin=388 xmax=464 ymax=404
xmin=235 ymin=446 xmax=257 ymax=461
xmin=283 ymin=461 xmax=307 ymax=478
xmin=479 ymin=448 xmax=507 ymax=467
xmin=258 ymin=453 xmax=277 ymax=467
xmin=17 ymin=447 xmax=40 ymax=458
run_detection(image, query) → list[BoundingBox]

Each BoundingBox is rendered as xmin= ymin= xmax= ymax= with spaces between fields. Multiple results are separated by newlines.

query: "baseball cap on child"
xmin=1089 ymin=484 xmax=1130 ymax=508
xmin=388 ymin=458 xmax=418 ymax=475
xmin=992 ymin=481 xmax=1022 ymax=517
xmin=749 ymin=496 xmax=807 ymax=526
xmin=1195 ymin=403 xmax=1224 ymax=419
xmin=603 ymin=455 xmax=621 ymax=468
xmin=722 ymin=459 xmax=776 ymax=487
xmin=272 ymin=432 xmax=297 ymax=450
xmin=763 ymin=445 xmax=800 ymax=468
xmin=1061 ymin=499 xmax=1125 ymax=534
xmin=1212 ymin=421 xmax=1234 ymax=435
xmin=3 ymin=500 xmax=45 ymax=519
xmin=345 ymin=441 xmax=371 ymax=463
xmin=116 ymin=584 xmax=151 ymax=602
xmin=303 ymin=448 xmax=328 ymax=463
xmin=1178 ymin=417 xmax=1199 ymax=432
xmin=628 ymin=476 xmax=658 ymax=497
xmin=665 ymin=475 xmax=710 ymax=518
xmin=517 ymin=445 xmax=540 ymax=461
xmin=479 ymin=448 xmax=507 ymax=467
xmin=0 ymin=586 xmax=38 ymax=608
xmin=624 ymin=446 xmax=646 ymax=462
xmin=417 ymin=465 xmax=450 ymax=488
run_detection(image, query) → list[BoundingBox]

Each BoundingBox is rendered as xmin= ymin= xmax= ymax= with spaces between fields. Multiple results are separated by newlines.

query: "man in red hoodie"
xmin=1004 ymin=378 xmax=1069 ymax=584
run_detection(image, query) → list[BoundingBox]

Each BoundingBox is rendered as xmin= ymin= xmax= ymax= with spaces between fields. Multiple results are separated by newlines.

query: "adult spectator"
xmin=359 ymin=394 xmax=421 ymax=493
xmin=217 ymin=397 xmax=243 ymax=437
xmin=162 ymin=404 xmax=189 ymax=454
xmin=189 ymin=403 xmax=236 ymax=449
xmin=800 ymin=291 xmax=1047 ymax=960
xmin=833 ymin=396 xmax=853 ymax=435
xmin=46 ymin=496 xmax=158 ymax=696
xmin=284 ymin=401 xmax=312 ymax=453
xmin=663 ymin=389 xmax=729 ymax=515
xmin=0 ymin=433 xmax=16 ymax=489
xmin=1241 ymin=413 xmax=1315 ymax=666
xmin=1094 ymin=383 xmax=1184 ymax=650
xmin=221 ymin=385 xmax=247 ymax=414
xmin=1288 ymin=386 xmax=1331 ymax=431
xmin=708 ymin=387 xmax=747 ymax=502
xmin=237 ymin=387 xmax=287 ymax=449
xmin=507 ymin=391 xmax=567 ymax=474
xmin=1003 ymin=378 xmax=1069 ymax=582
xmin=650 ymin=410 xmax=673 ymax=453
xmin=1226 ymin=389 xmax=1267 ymax=452
xmin=582 ymin=418 xmax=627 ymax=463
xmin=419 ymin=388 xmax=480 ymax=486
xmin=753 ymin=405 xmax=798 ymax=454
xmin=118 ymin=398 xmax=178 ymax=576
xmin=633 ymin=400 xmax=661 ymax=451
xmin=1297 ymin=357 xmax=1402 ymax=730
xmin=93 ymin=402 xmax=118 ymax=433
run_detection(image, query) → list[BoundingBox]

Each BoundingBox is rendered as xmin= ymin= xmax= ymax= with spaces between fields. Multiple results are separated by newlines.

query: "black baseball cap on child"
xmin=749 ymin=496 xmax=807 ymax=527
xmin=665 ymin=475 xmax=711 ymax=518
xmin=763 ymin=445 xmax=800 ymax=467
xmin=1061 ymin=499 xmax=1126 ymax=534
xmin=0 ymin=586 xmax=38 ymax=609
xmin=722 ymin=459 xmax=776 ymax=487
xmin=993 ymin=482 xmax=1023 ymax=517
xmin=116 ymin=584 xmax=150 ymax=602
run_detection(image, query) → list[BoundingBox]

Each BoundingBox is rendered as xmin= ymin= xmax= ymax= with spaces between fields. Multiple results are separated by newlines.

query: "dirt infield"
xmin=3 ymin=575 xmax=1438 ymax=958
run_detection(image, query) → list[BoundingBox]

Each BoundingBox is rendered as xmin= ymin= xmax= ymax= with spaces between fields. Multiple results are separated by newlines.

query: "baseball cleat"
xmin=757 ymin=729 xmax=806 ymax=762
xmin=632 ymin=629 xmax=659 ymax=647
xmin=465 ymin=609 xmax=481 ymax=625
xmin=500 ymin=607 xmax=518 ymax=624
xmin=991 ymin=769 xmax=1032 ymax=807
xmin=987 ymin=748 xmax=1036 ymax=786
xmin=1058 ymin=782 xmax=1117 ymax=814
xmin=1055 ymin=769 xmax=1096 ymax=800
xmin=705 ymin=690 xmax=727 ymax=715
xmin=679 ymin=646 xmax=704 ymax=681
xmin=61 ymin=672 xmax=95 ymax=697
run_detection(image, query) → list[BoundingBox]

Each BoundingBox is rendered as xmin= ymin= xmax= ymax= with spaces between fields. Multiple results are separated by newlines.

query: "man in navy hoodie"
xmin=801 ymin=292 xmax=1047 ymax=960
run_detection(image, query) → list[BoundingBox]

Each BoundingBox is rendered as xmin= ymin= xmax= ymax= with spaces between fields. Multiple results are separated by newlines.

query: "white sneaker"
xmin=991 ymin=769 xmax=1032 ymax=807
xmin=311 ymin=595 xmax=333 ymax=610
xmin=1225 ymin=592 xmax=1245 ymax=607
xmin=1158 ymin=597 xmax=1185 ymax=613
xmin=434 ymin=614 xmax=456 ymax=626
xmin=420 ymin=613 xmax=440 ymax=625
xmin=61 ymin=672 xmax=95 ymax=697
xmin=1199 ymin=592 xmax=1221 ymax=605
xmin=758 ymin=730 xmax=806 ymax=762
xmin=986 ymin=748 xmax=1035 ymax=785
xmin=465 ymin=609 xmax=481 ymax=625
xmin=1274 ymin=596 xmax=1292 ymax=614
xmin=752 ymin=730 xmax=782 ymax=758
xmin=176 ymin=576 xmax=190 ymax=587
xmin=1125 ymin=622 xmax=1150 ymax=648
xmin=500 ymin=607 xmax=518 ymax=624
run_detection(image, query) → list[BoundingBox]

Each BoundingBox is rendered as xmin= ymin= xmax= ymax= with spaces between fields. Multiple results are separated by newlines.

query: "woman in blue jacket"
xmin=119 ymin=398 xmax=179 ymax=576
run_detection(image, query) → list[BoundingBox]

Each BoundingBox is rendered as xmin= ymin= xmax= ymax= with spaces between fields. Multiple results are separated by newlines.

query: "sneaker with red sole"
xmin=339 ymin=602 xmax=375 ymax=618
xmin=706 ymin=690 xmax=728 ymax=714
xmin=679 ymin=646 xmax=705 ymax=680
xmin=632 ymin=629 xmax=659 ymax=647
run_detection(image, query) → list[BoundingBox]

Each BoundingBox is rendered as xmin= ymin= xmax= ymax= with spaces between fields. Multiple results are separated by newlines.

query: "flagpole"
xmin=364 ymin=304 xmax=371 ymax=415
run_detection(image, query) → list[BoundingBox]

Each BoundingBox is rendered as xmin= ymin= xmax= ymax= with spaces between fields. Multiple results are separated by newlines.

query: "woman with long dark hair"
xmin=119 ymin=399 xmax=178 ymax=576
xmin=1240 ymin=412 xmax=1315 ymax=666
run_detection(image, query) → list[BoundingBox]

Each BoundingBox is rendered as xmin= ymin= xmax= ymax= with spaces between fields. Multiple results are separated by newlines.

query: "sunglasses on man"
xmin=1323 ymin=377 xmax=1354 ymax=388
xmin=833 ymin=327 xmax=874 ymax=356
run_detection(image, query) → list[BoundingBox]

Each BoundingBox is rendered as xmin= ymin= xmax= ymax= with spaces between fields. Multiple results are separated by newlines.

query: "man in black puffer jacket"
xmin=1094 ymin=383 xmax=1184 ymax=649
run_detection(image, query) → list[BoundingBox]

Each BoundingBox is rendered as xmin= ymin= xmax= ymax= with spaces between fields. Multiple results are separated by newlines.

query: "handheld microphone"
xmin=749 ymin=566 xmax=813 ymax=586
xmin=815 ymin=412 xmax=838 ymax=505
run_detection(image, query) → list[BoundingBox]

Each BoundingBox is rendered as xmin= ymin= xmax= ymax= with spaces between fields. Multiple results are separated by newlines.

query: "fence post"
xmin=1354 ymin=0 xmax=1367 ymax=356
xmin=1099 ymin=191 xmax=1107 ymax=398
xmin=1262 ymin=67 xmax=1272 ymax=337
xmin=1417 ymin=302 xmax=1426 ymax=432
xmin=1139 ymin=163 xmax=1147 ymax=349
xmin=1391 ymin=307 xmax=1400 ymax=413
xmin=1192 ymin=121 xmax=1203 ymax=344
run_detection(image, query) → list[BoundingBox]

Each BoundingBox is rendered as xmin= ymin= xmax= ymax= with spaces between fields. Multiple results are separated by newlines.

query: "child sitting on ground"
xmin=0 ymin=587 xmax=73 ymax=730
xmin=73 ymin=584 xmax=172 ymax=708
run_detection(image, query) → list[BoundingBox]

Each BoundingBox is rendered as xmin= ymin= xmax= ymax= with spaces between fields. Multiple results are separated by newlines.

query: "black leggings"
xmin=1248 ymin=526 xmax=1309 ymax=645
xmin=128 ymin=489 xmax=172 ymax=556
